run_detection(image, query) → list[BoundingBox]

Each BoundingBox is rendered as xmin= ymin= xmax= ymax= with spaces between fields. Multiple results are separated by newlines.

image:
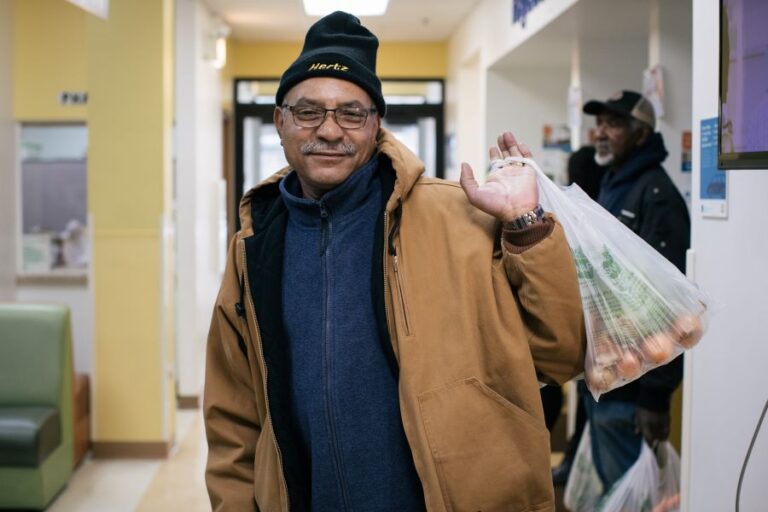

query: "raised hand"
xmin=459 ymin=131 xmax=539 ymax=223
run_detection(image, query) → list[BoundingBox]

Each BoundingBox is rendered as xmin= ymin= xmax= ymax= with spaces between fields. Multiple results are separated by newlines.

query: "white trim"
xmin=87 ymin=212 xmax=97 ymax=438
xmin=566 ymin=379 xmax=578 ymax=439
xmin=160 ymin=213 xmax=169 ymax=441
xmin=14 ymin=123 xmax=23 ymax=276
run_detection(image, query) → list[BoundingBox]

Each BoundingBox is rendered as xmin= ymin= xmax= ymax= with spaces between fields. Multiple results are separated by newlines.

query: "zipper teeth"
xmin=383 ymin=211 xmax=394 ymax=337
xmin=393 ymin=254 xmax=412 ymax=336
xmin=240 ymin=239 xmax=290 ymax=511
xmin=320 ymin=210 xmax=351 ymax=509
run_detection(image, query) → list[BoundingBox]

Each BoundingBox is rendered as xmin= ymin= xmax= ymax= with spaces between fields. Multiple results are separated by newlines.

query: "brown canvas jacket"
xmin=204 ymin=129 xmax=586 ymax=512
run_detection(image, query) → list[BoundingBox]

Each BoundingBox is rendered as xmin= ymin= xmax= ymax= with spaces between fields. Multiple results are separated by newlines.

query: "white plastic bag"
xmin=653 ymin=442 xmax=681 ymax=512
xmin=506 ymin=156 xmax=717 ymax=399
xmin=563 ymin=425 xmax=603 ymax=512
xmin=599 ymin=441 xmax=681 ymax=512
xmin=598 ymin=441 xmax=660 ymax=512
xmin=564 ymin=427 xmax=681 ymax=512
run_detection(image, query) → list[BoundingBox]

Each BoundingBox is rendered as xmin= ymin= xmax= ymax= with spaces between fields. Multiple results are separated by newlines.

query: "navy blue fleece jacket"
xmin=279 ymin=156 xmax=425 ymax=511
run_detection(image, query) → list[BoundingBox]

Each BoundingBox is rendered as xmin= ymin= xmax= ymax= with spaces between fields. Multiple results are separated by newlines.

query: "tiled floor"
xmin=135 ymin=411 xmax=210 ymax=512
xmin=47 ymin=409 xmax=209 ymax=511
xmin=46 ymin=408 xmax=568 ymax=511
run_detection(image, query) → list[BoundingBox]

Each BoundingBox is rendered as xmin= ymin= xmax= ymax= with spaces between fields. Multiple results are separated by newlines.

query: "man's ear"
xmin=274 ymin=106 xmax=285 ymax=137
xmin=635 ymin=125 xmax=652 ymax=146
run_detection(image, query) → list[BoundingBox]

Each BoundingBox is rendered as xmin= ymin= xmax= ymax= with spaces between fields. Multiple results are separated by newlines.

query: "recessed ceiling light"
xmin=303 ymin=0 xmax=390 ymax=17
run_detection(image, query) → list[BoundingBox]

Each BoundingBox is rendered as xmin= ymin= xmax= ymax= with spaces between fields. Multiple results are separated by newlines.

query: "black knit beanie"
xmin=275 ymin=11 xmax=386 ymax=116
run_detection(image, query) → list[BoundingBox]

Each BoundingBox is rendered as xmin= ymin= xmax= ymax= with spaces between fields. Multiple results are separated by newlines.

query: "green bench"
xmin=0 ymin=304 xmax=74 ymax=510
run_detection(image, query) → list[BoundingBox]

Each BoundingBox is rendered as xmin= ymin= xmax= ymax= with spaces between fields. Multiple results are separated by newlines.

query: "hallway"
xmin=47 ymin=410 xmax=209 ymax=511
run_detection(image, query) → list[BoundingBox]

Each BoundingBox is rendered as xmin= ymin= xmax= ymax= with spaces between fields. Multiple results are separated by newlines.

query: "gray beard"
xmin=594 ymin=152 xmax=614 ymax=166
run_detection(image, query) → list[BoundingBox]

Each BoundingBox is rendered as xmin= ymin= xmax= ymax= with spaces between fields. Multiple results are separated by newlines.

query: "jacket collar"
xmin=279 ymin=155 xmax=380 ymax=227
xmin=605 ymin=132 xmax=669 ymax=186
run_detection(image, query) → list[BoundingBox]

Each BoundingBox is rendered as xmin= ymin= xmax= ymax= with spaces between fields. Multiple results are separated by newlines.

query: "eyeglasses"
xmin=282 ymin=104 xmax=377 ymax=129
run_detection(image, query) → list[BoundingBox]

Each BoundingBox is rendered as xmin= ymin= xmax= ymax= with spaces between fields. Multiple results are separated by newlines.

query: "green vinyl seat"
xmin=0 ymin=304 xmax=74 ymax=510
xmin=0 ymin=407 xmax=61 ymax=467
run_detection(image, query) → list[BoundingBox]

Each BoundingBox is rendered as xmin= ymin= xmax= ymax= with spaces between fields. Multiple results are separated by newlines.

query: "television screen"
xmin=719 ymin=0 xmax=768 ymax=169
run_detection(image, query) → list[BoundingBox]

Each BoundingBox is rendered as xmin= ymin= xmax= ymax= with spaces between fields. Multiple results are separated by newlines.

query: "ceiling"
xmin=202 ymin=0 xmax=482 ymax=42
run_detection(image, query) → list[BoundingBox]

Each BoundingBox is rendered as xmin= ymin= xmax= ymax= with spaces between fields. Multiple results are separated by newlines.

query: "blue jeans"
xmin=579 ymin=381 xmax=642 ymax=492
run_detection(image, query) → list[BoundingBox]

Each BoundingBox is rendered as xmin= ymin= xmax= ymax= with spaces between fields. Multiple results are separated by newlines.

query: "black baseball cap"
xmin=583 ymin=90 xmax=655 ymax=130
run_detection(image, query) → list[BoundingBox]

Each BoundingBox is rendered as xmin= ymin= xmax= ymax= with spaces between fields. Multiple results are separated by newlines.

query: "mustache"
xmin=595 ymin=140 xmax=611 ymax=149
xmin=300 ymin=141 xmax=357 ymax=155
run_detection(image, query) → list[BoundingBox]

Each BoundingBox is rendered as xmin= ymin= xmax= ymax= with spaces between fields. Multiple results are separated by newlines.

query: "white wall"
xmin=16 ymin=283 xmax=91 ymax=372
xmin=486 ymin=65 xmax=571 ymax=178
xmin=447 ymin=0 xmax=578 ymax=178
xmin=684 ymin=0 xmax=768 ymax=510
xmin=174 ymin=0 xmax=224 ymax=401
xmin=449 ymin=0 xmax=578 ymax=70
xmin=448 ymin=52 xmax=485 ymax=180
xmin=654 ymin=0 xmax=693 ymax=203
xmin=578 ymin=36 xmax=648 ymax=132
xmin=0 ymin=0 xmax=15 ymax=301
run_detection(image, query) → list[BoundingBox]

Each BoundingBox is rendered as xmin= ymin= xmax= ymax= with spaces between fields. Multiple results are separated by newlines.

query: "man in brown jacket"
xmin=204 ymin=10 xmax=585 ymax=512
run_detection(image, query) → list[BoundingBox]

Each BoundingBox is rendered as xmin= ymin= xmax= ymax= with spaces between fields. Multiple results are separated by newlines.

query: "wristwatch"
xmin=504 ymin=205 xmax=544 ymax=231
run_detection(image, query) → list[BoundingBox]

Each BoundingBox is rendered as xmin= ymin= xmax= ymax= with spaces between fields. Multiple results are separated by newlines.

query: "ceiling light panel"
xmin=303 ymin=0 xmax=390 ymax=17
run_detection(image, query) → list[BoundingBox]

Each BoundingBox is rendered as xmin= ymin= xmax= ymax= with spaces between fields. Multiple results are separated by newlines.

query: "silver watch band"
xmin=504 ymin=205 xmax=544 ymax=231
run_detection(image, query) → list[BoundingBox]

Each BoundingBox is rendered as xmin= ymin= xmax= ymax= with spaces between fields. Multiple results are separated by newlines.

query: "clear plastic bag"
xmin=508 ymin=156 xmax=718 ymax=399
xmin=563 ymin=425 xmax=604 ymax=512
xmin=564 ymin=426 xmax=681 ymax=512
xmin=653 ymin=442 xmax=681 ymax=512
xmin=598 ymin=441 xmax=660 ymax=512
xmin=599 ymin=441 xmax=681 ymax=512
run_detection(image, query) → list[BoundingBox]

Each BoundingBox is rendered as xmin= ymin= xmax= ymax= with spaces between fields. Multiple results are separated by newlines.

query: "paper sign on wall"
xmin=682 ymin=131 xmax=692 ymax=173
xmin=699 ymin=117 xmax=728 ymax=218
xmin=643 ymin=65 xmax=665 ymax=119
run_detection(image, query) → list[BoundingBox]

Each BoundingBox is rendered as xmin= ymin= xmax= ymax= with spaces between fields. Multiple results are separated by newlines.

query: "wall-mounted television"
xmin=719 ymin=0 xmax=768 ymax=169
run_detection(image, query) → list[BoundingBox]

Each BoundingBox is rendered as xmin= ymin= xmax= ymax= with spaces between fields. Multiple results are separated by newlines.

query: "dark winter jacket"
xmin=598 ymin=132 xmax=690 ymax=411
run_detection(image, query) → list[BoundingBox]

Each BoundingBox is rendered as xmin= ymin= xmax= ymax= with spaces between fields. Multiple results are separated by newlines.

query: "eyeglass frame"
xmin=281 ymin=104 xmax=378 ymax=130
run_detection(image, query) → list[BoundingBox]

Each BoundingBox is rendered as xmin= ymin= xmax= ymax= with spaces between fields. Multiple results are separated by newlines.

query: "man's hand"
xmin=635 ymin=407 xmax=671 ymax=447
xmin=459 ymin=131 xmax=539 ymax=223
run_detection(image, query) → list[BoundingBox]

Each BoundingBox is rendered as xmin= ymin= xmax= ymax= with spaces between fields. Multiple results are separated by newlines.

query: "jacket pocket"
xmin=418 ymin=377 xmax=552 ymax=512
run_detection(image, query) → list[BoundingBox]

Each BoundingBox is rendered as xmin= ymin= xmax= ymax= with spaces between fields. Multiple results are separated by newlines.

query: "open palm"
xmin=459 ymin=132 xmax=539 ymax=223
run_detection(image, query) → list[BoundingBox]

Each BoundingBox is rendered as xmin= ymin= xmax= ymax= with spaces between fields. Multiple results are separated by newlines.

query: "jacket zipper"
xmin=239 ymin=239 xmax=290 ymax=511
xmin=387 ymin=204 xmax=412 ymax=336
xmin=383 ymin=211 xmax=395 ymax=338
xmin=391 ymin=252 xmax=412 ymax=336
xmin=319 ymin=203 xmax=352 ymax=510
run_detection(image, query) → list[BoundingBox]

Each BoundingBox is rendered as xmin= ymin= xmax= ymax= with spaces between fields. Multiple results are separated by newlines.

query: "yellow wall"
xmin=222 ymin=40 xmax=446 ymax=112
xmin=230 ymin=41 xmax=301 ymax=78
xmin=228 ymin=40 xmax=447 ymax=80
xmin=378 ymin=42 xmax=446 ymax=78
xmin=13 ymin=0 xmax=88 ymax=121
xmin=92 ymin=235 xmax=163 ymax=439
xmin=88 ymin=0 xmax=175 ymax=443
xmin=12 ymin=0 xmax=175 ymax=446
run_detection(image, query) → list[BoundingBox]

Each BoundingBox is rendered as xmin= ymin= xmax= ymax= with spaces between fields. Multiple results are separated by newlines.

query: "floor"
xmin=45 ymin=408 xmax=569 ymax=511
xmin=47 ymin=409 xmax=210 ymax=512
